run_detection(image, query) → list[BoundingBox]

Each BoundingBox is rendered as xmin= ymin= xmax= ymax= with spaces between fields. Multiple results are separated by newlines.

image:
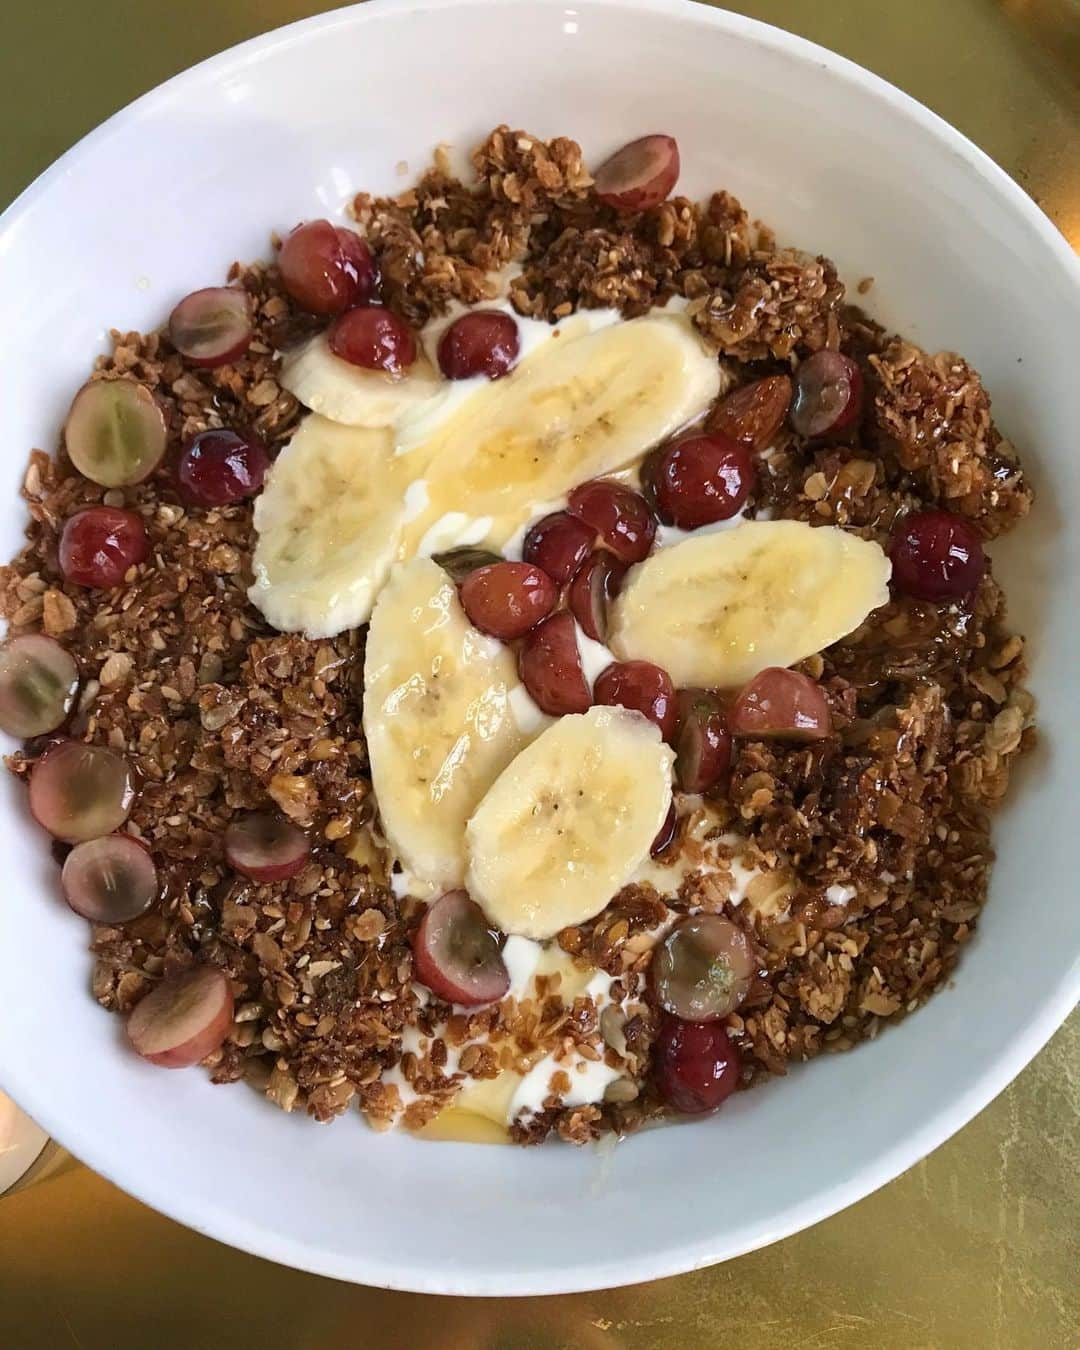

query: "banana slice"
xmin=248 ymin=415 xmax=405 ymax=637
xmin=397 ymin=311 xmax=721 ymax=553
xmin=280 ymin=333 xmax=442 ymax=427
xmin=609 ymin=520 xmax=891 ymax=688
xmin=415 ymin=1095 xmax=513 ymax=1144
xmin=416 ymin=1073 xmax=519 ymax=1143
xmin=364 ymin=557 xmax=536 ymax=888
xmin=465 ymin=705 xmax=674 ymax=940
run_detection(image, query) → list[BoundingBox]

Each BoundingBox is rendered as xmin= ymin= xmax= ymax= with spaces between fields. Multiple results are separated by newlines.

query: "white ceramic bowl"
xmin=0 ymin=0 xmax=1077 ymax=1296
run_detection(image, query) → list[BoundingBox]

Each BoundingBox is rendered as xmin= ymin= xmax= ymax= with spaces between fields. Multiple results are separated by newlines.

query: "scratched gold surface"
xmin=0 ymin=2 xmax=1077 ymax=1346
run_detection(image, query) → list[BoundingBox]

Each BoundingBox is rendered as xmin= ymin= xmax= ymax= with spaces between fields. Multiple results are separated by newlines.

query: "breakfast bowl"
xmin=0 ymin=0 xmax=1077 ymax=1296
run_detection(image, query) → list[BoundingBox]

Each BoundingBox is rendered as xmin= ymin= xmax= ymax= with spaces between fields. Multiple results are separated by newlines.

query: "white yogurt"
xmin=416 ymin=511 xmax=494 ymax=557
xmin=502 ymin=934 xmax=546 ymax=999
xmin=583 ymin=968 xmax=619 ymax=1007
xmin=502 ymin=499 xmax=567 ymax=562
xmin=510 ymin=1051 xmax=621 ymax=1121
xmin=826 ymin=883 xmax=857 ymax=906
xmin=654 ymin=508 xmax=749 ymax=550
xmin=507 ymin=684 xmax=550 ymax=737
xmin=389 ymin=869 xmax=441 ymax=902
xmin=402 ymin=477 xmax=431 ymax=522
xmin=573 ymin=621 xmax=618 ymax=686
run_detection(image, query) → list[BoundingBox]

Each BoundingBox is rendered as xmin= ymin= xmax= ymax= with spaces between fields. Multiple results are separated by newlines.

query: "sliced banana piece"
xmin=397 ymin=311 xmax=721 ymax=553
xmin=609 ymin=520 xmax=891 ymax=688
xmin=248 ymin=416 xmax=406 ymax=637
xmin=280 ymin=333 xmax=442 ymax=427
xmin=465 ymin=705 xmax=674 ymax=940
xmin=364 ymin=557 xmax=537 ymax=888
xmin=415 ymin=1074 xmax=518 ymax=1143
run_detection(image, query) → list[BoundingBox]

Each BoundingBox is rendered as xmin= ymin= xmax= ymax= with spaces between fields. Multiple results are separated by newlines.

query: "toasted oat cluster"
xmin=0 ymin=126 xmax=1033 ymax=1145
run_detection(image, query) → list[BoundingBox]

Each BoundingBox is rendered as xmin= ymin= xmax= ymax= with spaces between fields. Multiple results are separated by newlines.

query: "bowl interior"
xmin=0 ymin=0 xmax=1077 ymax=1295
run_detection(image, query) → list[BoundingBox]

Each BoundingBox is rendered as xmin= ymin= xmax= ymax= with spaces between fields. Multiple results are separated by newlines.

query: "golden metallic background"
xmin=1 ymin=2 xmax=1077 ymax=1345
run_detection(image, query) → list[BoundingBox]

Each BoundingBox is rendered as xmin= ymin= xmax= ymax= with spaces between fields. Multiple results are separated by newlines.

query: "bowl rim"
xmin=1 ymin=0 xmax=1078 ymax=1297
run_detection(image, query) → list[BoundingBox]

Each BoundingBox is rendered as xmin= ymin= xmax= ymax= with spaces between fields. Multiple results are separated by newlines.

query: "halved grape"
xmin=64 ymin=380 xmax=167 ymax=487
xmin=278 ymin=220 xmax=377 ymax=315
xmin=653 ymin=1011 xmax=741 ymax=1114
xmin=674 ymin=690 xmax=731 ymax=793
xmin=638 ymin=447 xmax=672 ymax=524
xmin=437 ymin=311 xmax=520 ymax=381
xmin=652 ymin=915 xmax=755 ymax=1021
xmin=59 ymin=506 xmax=149 ymax=589
xmin=28 ymin=741 xmax=134 ymax=842
xmin=650 ymin=801 xmax=678 ymax=859
xmin=593 ymin=660 xmax=676 ymax=740
xmin=433 ymin=547 xmax=503 ymax=584
xmin=594 ymin=135 xmax=680 ymax=212
xmin=168 ymin=287 xmax=252 ymax=367
xmin=328 ymin=305 xmax=417 ymax=373
xmin=127 ymin=965 xmax=234 ymax=1068
xmin=519 ymin=611 xmax=591 ymax=715
xmin=178 ymin=429 xmax=268 ymax=507
xmin=888 ymin=509 xmax=985 ymax=601
xmin=790 ymin=350 xmax=863 ymax=438
xmin=522 ymin=511 xmax=594 ymax=584
xmin=655 ymin=433 xmax=754 ymax=529
xmin=567 ymin=549 xmax=627 ymax=642
xmin=567 ymin=479 xmax=656 ymax=563
xmin=224 ymin=812 xmax=309 ymax=883
xmin=0 ymin=635 xmax=78 ymax=738
xmin=460 ymin=562 xmax=557 ymax=639
xmin=729 ymin=667 xmax=832 ymax=741
xmin=61 ymin=833 xmax=158 ymax=923
xmin=412 ymin=890 xmax=509 ymax=1006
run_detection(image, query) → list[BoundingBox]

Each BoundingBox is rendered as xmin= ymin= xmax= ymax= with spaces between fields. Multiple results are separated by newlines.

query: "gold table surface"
xmin=1 ymin=2 xmax=1077 ymax=1346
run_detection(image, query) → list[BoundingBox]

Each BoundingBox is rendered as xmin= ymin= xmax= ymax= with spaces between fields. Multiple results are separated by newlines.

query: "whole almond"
xmin=708 ymin=374 xmax=792 ymax=450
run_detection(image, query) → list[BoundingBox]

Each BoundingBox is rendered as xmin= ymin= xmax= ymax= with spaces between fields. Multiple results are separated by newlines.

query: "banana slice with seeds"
xmin=364 ymin=557 xmax=540 ymax=888
xmin=465 ymin=705 xmax=674 ymax=940
xmin=609 ymin=519 xmax=891 ymax=688
xmin=398 ymin=312 xmax=721 ymax=552
xmin=248 ymin=416 xmax=406 ymax=638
